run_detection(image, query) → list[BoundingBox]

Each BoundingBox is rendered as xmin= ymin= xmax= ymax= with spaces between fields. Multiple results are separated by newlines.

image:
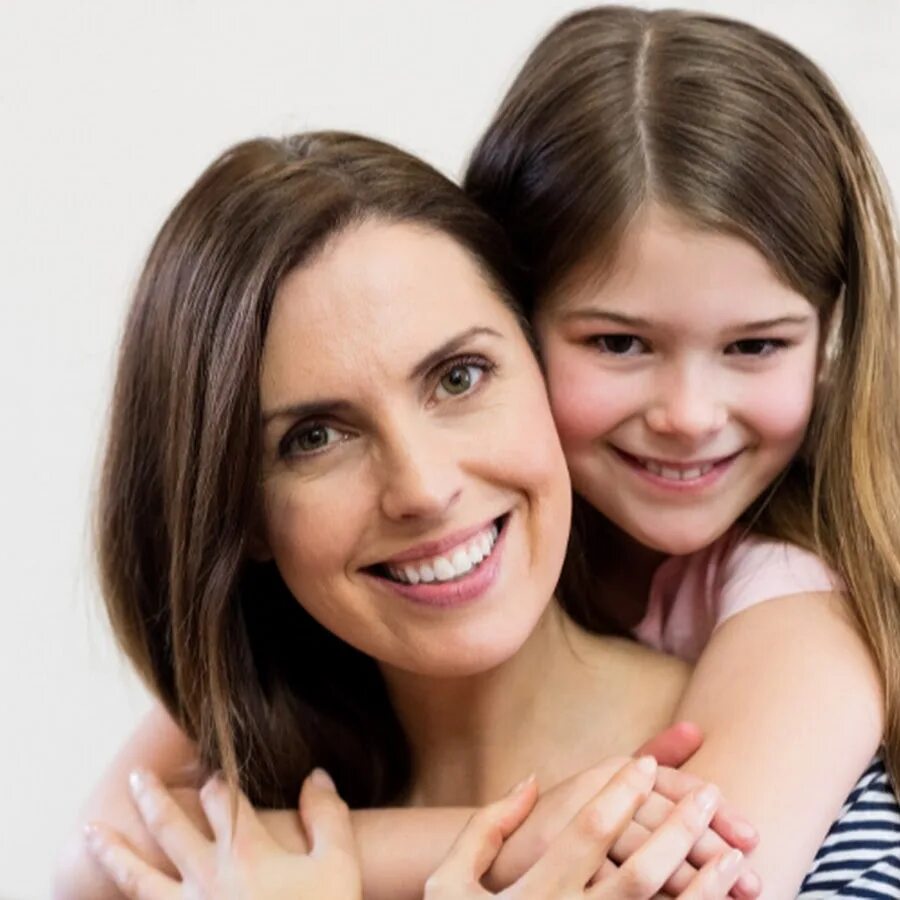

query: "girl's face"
xmin=257 ymin=219 xmax=571 ymax=678
xmin=535 ymin=205 xmax=820 ymax=556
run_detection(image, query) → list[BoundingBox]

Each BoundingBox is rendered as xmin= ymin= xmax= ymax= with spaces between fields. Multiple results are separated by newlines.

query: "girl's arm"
xmin=54 ymin=706 xmax=757 ymax=899
xmin=669 ymin=590 xmax=883 ymax=899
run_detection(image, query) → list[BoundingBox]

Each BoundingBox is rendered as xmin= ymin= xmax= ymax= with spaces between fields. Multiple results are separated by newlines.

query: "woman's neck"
xmin=379 ymin=603 xmax=687 ymax=806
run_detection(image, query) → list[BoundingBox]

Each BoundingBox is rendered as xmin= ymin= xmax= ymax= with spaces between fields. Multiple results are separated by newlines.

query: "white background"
xmin=2 ymin=2 xmax=898 ymax=897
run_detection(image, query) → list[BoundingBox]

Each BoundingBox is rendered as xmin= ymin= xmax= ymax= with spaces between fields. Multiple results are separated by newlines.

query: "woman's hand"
xmin=425 ymin=756 xmax=746 ymax=898
xmin=488 ymin=757 xmax=760 ymax=897
xmin=84 ymin=768 xmax=361 ymax=900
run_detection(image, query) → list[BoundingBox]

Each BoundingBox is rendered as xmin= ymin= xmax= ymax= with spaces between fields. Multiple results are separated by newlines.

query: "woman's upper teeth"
xmin=640 ymin=458 xmax=715 ymax=480
xmin=387 ymin=523 xmax=499 ymax=584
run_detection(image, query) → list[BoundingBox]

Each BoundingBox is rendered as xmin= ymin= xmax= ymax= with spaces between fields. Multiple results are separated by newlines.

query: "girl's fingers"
xmin=634 ymin=722 xmax=704 ymax=769
xmin=424 ymin=774 xmax=538 ymax=897
xmin=300 ymin=768 xmax=358 ymax=861
xmin=520 ymin=757 xmax=657 ymax=894
xmin=677 ymin=848 xmax=745 ymax=899
xmin=653 ymin=767 xmax=759 ymax=851
xmin=627 ymin=787 xmax=761 ymax=897
xmin=591 ymin=783 xmax=723 ymax=899
xmin=84 ymin=822 xmax=178 ymax=900
xmin=128 ymin=768 xmax=212 ymax=879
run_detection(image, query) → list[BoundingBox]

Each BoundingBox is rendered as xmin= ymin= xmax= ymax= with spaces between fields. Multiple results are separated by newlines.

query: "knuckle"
xmin=579 ymin=802 xmax=621 ymax=842
xmin=616 ymin=861 xmax=659 ymax=899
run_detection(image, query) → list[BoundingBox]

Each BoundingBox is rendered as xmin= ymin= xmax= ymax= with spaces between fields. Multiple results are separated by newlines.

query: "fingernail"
xmin=734 ymin=820 xmax=759 ymax=844
xmin=717 ymin=847 xmax=743 ymax=873
xmin=694 ymin=784 xmax=720 ymax=815
xmin=309 ymin=767 xmax=336 ymax=791
xmin=83 ymin=823 xmax=103 ymax=851
xmin=128 ymin=769 xmax=148 ymax=796
xmin=508 ymin=773 xmax=536 ymax=796
xmin=736 ymin=868 xmax=762 ymax=893
xmin=636 ymin=754 xmax=657 ymax=776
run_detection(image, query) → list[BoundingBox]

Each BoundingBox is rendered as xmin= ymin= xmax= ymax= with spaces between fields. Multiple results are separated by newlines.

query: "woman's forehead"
xmin=259 ymin=220 xmax=514 ymax=403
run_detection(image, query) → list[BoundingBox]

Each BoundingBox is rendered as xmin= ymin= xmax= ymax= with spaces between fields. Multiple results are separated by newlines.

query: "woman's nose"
xmin=378 ymin=431 xmax=463 ymax=522
xmin=644 ymin=367 xmax=727 ymax=439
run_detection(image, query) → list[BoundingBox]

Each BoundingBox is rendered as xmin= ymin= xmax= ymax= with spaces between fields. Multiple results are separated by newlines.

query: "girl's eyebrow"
xmin=563 ymin=309 xmax=813 ymax=331
xmin=563 ymin=309 xmax=652 ymax=328
xmin=261 ymin=326 xmax=503 ymax=428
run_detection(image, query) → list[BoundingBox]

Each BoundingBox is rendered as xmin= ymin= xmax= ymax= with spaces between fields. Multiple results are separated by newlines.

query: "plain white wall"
xmin=2 ymin=1 xmax=898 ymax=896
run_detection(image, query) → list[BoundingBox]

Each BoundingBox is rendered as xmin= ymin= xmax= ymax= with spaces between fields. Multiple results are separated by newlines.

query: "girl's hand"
xmin=489 ymin=758 xmax=760 ymax=897
xmin=425 ymin=757 xmax=746 ymax=898
xmin=84 ymin=768 xmax=361 ymax=900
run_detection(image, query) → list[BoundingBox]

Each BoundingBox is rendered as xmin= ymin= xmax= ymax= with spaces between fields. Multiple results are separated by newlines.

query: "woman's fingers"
xmin=590 ymin=782 xmax=736 ymax=899
xmin=127 ymin=768 xmax=213 ymax=879
xmin=424 ymin=775 xmax=538 ymax=898
xmin=84 ymin=822 xmax=178 ymax=900
xmin=199 ymin=772 xmax=272 ymax=857
xmin=519 ymin=757 xmax=658 ymax=894
xmin=300 ymin=768 xmax=358 ymax=861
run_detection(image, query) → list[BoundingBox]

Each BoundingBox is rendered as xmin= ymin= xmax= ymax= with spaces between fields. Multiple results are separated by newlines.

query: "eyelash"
xmin=430 ymin=354 xmax=496 ymax=402
xmin=277 ymin=354 xmax=497 ymax=460
xmin=588 ymin=335 xmax=790 ymax=358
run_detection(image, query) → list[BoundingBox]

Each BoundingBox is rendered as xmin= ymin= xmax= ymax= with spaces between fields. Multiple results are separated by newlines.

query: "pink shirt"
xmin=632 ymin=528 xmax=840 ymax=662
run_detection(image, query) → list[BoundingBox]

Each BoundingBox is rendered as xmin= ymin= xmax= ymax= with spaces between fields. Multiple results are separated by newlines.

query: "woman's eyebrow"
xmin=262 ymin=399 xmax=353 ymax=429
xmin=408 ymin=326 xmax=503 ymax=381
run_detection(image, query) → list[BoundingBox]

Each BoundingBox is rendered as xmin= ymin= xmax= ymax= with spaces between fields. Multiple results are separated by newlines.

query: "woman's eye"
xmin=592 ymin=334 xmax=647 ymax=356
xmin=281 ymin=423 xmax=344 ymax=458
xmin=434 ymin=361 xmax=488 ymax=401
xmin=726 ymin=338 xmax=786 ymax=357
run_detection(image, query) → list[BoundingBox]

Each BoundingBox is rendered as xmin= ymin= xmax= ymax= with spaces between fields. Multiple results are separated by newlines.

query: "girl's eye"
xmin=725 ymin=338 xmax=786 ymax=357
xmin=280 ymin=423 xmax=345 ymax=459
xmin=591 ymin=334 xmax=647 ymax=356
xmin=433 ymin=358 xmax=492 ymax=401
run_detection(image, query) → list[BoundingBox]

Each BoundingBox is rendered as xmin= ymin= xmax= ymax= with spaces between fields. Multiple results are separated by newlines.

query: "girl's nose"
xmin=645 ymin=369 xmax=727 ymax=439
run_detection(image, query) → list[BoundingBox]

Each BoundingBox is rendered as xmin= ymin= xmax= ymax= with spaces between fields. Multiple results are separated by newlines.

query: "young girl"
xmin=463 ymin=6 xmax=900 ymax=897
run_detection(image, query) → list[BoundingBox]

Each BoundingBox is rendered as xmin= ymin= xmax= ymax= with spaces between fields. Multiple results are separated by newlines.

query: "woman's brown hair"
xmin=98 ymin=132 xmax=527 ymax=807
xmin=465 ymin=6 xmax=900 ymax=783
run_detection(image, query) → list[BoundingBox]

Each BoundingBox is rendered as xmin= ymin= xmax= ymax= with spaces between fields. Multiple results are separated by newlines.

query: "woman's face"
xmin=258 ymin=219 xmax=571 ymax=678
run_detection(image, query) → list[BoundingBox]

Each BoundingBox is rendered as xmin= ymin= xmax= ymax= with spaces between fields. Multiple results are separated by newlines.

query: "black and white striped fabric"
xmin=797 ymin=756 xmax=900 ymax=897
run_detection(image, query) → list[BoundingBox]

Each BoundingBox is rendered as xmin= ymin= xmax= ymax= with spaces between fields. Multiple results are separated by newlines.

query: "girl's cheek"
xmin=544 ymin=346 xmax=627 ymax=447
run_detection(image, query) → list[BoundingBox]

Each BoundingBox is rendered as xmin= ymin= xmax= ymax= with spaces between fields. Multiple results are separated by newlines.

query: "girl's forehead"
xmin=544 ymin=206 xmax=815 ymax=326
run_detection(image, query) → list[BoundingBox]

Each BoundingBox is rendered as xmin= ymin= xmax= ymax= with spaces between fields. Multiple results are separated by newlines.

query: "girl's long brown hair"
xmin=465 ymin=6 xmax=900 ymax=783
xmin=98 ymin=132 xmax=527 ymax=807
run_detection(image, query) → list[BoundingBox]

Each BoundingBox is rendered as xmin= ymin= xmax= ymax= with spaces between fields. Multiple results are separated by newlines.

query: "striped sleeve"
xmin=797 ymin=755 xmax=900 ymax=898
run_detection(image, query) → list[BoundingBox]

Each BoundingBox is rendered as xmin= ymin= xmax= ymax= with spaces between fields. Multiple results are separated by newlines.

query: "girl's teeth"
xmin=641 ymin=459 xmax=715 ymax=480
xmin=385 ymin=522 xmax=500 ymax=584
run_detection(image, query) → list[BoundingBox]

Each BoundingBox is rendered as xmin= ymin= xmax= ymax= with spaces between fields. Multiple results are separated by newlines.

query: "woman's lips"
xmin=364 ymin=515 xmax=509 ymax=609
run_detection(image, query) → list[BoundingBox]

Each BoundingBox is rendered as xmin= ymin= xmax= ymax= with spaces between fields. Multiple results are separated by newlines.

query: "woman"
xmin=55 ymin=132 xmax=756 ymax=898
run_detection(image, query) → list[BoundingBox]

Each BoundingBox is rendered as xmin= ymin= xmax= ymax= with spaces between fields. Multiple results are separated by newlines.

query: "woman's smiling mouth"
xmin=365 ymin=515 xmax=511 ymax=607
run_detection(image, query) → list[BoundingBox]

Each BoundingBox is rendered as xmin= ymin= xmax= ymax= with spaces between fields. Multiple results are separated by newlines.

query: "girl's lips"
xmin=612 ymin=447 xmax=743 ymax=491
xmin=363 ymin=515 xmax=510 ymax=609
